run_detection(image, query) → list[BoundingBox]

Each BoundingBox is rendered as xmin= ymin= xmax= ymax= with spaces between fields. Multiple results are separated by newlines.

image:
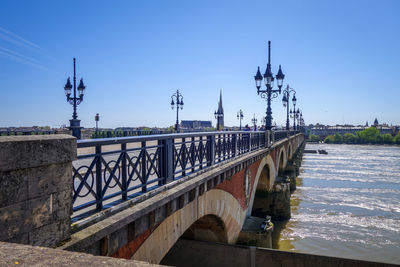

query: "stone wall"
xmin=0 ymin=135 xmax=76 ymax=247
xmin=0 ymin=241 xmax=159 ymax=267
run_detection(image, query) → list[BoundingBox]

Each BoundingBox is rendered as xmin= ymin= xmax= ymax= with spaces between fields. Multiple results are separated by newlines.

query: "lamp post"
xmin=171 ymin=90 xmax=184 ymax=132
xmin=64 ymin=58 xmax=86 ymax=139
xmin=95 ymin=113 xmax=100 ymax=132
xmin=251 ymin=113 xmax=257 ymax=131
xmin=290 ymin=104 xmax=300 ymax=131
xmin=237 ymin=109 xmax=244 ymax=130
xmin=299 ymin=111 xmax=304 ymax=131
xmin=289 ymin=93 xmax=297 ymax=130
xmin=282 ymin=85 xmax=296 ymax=131
xmin=214 ymin=110 xmax=223 ymax=131
xmin=261 ymin=116 xmax=266 ymax=130
xmin=254 ymin=41 xmax=285 ymax=131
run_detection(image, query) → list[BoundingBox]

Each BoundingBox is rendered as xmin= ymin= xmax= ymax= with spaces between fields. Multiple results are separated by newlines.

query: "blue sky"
xmin=1 ymin=0 xmax=399 ymax=128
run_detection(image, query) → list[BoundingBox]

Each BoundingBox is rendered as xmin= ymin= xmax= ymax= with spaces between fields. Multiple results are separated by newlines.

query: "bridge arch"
xmin=287 ymin=143 xmax=293 ymax=161
xmin=180 ymin=214 xmax=228 ymax=243
xmin=132 ymin=189 xmax=245 ymax=264
xmin=277 ymin=146 xmax=287 ymax=175
xmin=247 ymin=154 xmax=276 ymax=217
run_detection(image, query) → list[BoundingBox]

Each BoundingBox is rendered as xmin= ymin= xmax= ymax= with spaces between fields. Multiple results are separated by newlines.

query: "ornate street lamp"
xmin=290 ymin=100 xmax=300 ymax=131
xmin=251 ymin=113 xmax=257 ymax=131
xmin=298 ymin=111 xmax=305 ymax=130
xmin=254 ymin=41 xmax=285 ymax=131
xmin=261 ymin=116 xmax=266 ymax=130
xmin=282 ymin=85 xmax=296 ymax=130
xmin=171 ymin=90 xmax=184 ymax=132
xmin=64 ymin=58 xmax=86 ymax=139
xmin=214 ymin=111 xmax=223 ymax=131
xmin=237 ymin=109 xmax=244 ymax=130
xmin=95 ymin=113 xmax=100 ymax=132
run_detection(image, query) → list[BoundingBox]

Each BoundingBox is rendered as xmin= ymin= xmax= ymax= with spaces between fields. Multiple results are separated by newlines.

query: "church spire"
xmin=217 ymin=89 xmax=223 ymax=113
xmin=214 ymin=89 xmax=224 ymax=130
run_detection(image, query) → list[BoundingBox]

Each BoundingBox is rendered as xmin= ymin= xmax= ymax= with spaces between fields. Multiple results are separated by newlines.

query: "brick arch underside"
xmin=277 ymin=145 xmax=287 ymax=174
xmin=132 ymin=189 xmax=246 ymax=264
xmin=247 ymin=154 xmax=276 ymax=216
xmin=287 ymin=143 xmax=293 ymax=160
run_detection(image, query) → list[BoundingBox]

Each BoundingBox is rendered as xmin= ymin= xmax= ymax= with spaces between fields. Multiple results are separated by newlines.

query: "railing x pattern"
xmin=72 ymin=130 xmax=295 ymax=220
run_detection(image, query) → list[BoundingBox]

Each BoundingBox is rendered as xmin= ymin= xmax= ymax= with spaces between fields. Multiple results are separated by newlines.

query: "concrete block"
xmin=0 ymin=135 xmax=75 ymax=247
xmin=0 ymin=135 xmax=76 ymax=172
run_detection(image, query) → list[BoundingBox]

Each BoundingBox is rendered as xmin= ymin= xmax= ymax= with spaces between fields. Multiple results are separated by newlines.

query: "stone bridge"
xmin=0 ymin=131 xmax=304 ymax=265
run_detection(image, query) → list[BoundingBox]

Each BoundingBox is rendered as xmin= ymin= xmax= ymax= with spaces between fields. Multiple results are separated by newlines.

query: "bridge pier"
xmin=237 ymin=216 xmax=274 ymax=248
xmin=251 ymin=139 xmax=305 ymax=222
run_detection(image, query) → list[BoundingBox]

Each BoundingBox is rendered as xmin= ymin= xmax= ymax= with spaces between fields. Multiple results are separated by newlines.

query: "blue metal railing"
xmin=72 ymin=130 xmax=297 ymax=219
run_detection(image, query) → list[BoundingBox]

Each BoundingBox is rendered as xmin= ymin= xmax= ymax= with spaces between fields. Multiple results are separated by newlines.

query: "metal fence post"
xmin=265 ymin=130 xmax=270 ymax=147
xmin=95 ymin=145 xmax=103 ymax=210
xmin=181 ymin=137 xmax=186 ymax=177
xmin=162 ymin=138 xmax=174 ymax=184
xmin=141 ymin=141 xmax=147 ymax=192
xmin=248 ymin=132 xmax=252 ymax=152
xmin=191 ymin=137 xmax=195 ymax=173
xmin=121 ymin=143 xmax=127 ymax=200
xmin=232 ymin=133 xmax=237 ymax=157
xmin=207 ymin=134 xmax=215 ymax=166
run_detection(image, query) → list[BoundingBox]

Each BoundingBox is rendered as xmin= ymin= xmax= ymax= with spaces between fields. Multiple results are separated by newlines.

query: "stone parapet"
xmin=0 ymin=135 xmax=76 ymax=247
xmin=0 ymin=241 xmax=159 ymax=267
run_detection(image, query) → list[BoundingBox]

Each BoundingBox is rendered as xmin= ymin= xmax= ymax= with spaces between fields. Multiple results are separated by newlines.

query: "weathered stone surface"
xmin=0 ymin=134 xmax=76 ymax=171
xmin=5 ymin=232 xmax=29 ymax=245
xmin=0 ymin=241 xmax=161 ymax=267
xmin=0 ymin=200 xmax=33 ymax=240
xmin=29 ymin=220 xmax=70 ymax=247
xmin=27 ymin=162 xmax=72 ymax=199
xmin=0 ymin=162 xmax=72 ymax=208
xmin=0 ymin=170 xmax=28 ymax=208
xmin=0 ymin=135 xmax=75 ymax=247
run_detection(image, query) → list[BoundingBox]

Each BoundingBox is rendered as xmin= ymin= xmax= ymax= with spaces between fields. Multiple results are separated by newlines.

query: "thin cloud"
xmin=0 ymin=47 xmax=57 ymax=73
xmin=0 ymin=26 xmax=40 ymax=50
xmin=0 ymin=46 xmax=41 ymax=65
xmin=0 ymin=26 xmax=58 ymax=72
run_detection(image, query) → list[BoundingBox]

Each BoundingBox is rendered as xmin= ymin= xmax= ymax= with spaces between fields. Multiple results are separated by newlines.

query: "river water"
xmin=276 ymin=143 xmax=400 ymax=264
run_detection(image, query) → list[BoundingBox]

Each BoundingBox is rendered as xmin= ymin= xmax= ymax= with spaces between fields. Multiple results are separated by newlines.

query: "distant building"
xmin=181 ymin=120 xmax=212 ymax=129
xmin=214 ymin=90 xmax=224 ymax=130
xmin=373 ymin=118 xmax=379 ymax=127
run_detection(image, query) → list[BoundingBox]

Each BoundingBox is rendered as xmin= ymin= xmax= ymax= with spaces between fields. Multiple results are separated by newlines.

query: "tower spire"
xmin=215 ymin=89 xmax=224 ymax=130
xmin=218 ymin=89 xmax=223 ymax=113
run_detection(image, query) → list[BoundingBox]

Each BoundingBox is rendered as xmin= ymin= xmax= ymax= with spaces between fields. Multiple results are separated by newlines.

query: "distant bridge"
xmin=309 ymin=126 xmax=398 ymax=139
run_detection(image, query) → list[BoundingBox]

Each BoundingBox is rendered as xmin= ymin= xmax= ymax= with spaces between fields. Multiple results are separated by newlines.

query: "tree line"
xmin=309 ymin=127 xmax=400 ymax=145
